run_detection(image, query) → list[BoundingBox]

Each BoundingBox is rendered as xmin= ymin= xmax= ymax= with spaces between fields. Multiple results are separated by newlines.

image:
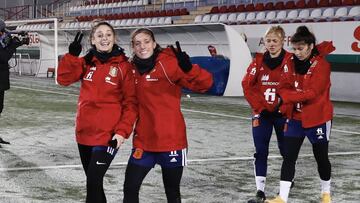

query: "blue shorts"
xmin=284 ymin=119 xmax=332 ymax=144
xmin=128 ymin=148 xmax=188 ymax=168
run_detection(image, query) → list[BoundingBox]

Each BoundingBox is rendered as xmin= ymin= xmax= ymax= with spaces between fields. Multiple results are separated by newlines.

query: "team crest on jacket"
xmin=109 ymin=66 xmax=118 ymax=77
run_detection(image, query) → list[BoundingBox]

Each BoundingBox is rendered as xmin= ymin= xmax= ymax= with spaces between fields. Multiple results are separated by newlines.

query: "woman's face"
xmin=91 ymin=25 xmax=115 ymax=53
xmin=292 ymin=42 xmax=314 ymax=61
xmin=132 ymin=32 xmax=156 ymax=59
xmin=264 ymin=32 xmax=284 ymax=57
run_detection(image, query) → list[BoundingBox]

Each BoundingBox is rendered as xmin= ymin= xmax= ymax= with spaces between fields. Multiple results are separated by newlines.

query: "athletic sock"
xmin=279 ymin=180 xmax=292 ymax=202
xmin=321 ymin=179 xmax=331 ymax=194
xmin=255 ymin=176 xmax=266 ymax=192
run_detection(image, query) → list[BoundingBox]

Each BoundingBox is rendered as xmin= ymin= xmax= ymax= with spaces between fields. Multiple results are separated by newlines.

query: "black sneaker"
xmin=0 ymin=137 xmax=10 ymax=145
xmin=248 ymin=190 xmax=266 ymax=203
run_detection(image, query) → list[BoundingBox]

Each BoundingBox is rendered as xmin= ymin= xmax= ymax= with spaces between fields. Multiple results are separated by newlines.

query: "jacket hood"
xmin=156 ymin=47 xmax=176 ymax=62
xmin=316 ymin=41 xmax=335 ymax=57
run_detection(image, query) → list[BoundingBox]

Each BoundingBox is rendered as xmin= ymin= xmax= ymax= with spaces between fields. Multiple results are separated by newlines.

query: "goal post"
xmin=5 ymin=18 xmax=58 ymax=77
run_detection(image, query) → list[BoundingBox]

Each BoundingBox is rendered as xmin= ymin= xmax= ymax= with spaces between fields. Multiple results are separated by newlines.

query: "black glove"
xmin=272 ymin=94 xmax=284 ymax=118
xmin=170 ymin=41 xmax=192 ymax=73
xmin=260 ymin=110 xmax=273 ymax=118
xmin=0 ymin=137 xmax=10 ymax=145
xmin=11 ymin=37 xmax=23 ymax=48
xmin=21 ymin=36 xmax=30 ymax=45
xmin=108 ymin=138 xmax=118 ymax=149
xmin=68 ymin=32 xmax=83 ymax=56
xmin=272 ymin=109 xmax=283 ymax=118
xmin=277 ymin=94 xmax=283 ymax=106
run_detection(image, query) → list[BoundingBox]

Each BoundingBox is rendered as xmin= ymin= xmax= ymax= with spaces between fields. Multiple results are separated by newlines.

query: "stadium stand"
xmin=2 ymin=0 xmax=359 ymax=30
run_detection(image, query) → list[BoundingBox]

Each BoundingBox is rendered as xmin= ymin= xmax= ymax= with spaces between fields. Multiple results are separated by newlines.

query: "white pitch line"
xmin=182 ymin=109 xmax=249 ymax=120
xmin=1 ymin=151 xmax=360 ymax=172
xmin=182 ymin=109 xmax=360 ymax=135
xmin=10 ymin=85 xmax=360 ymax=135
xmin=12 ymin=86 xmax=78 ymax=97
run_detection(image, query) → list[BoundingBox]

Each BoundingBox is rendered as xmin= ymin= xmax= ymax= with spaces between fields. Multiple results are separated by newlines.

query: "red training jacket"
xmin=279 ymin=41 xmax=335 ymax=128
xmin=132 ymin=47 xmax=213 ymax=152
xmin=57 ymin=53 xmax=138 ymax=146
xmin=242 ymin=50 xmax=292 ymax=115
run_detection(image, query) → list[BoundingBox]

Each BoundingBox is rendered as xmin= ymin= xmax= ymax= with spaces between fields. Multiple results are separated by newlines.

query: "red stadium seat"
xmin=166 ymin=9 xmax=174 ymax=16
xmin=236 ymin=4 xmax=246 ymax=12
xmin=264 ymin=2 xmax=274 ymax=10
xmin=160 ymin=10 xmax=166 ymax=17
xmin=123 ymin=13 xmax=130 ymax=19
xmin=219 ymin=6 xmax=227 ymax=13
xmin=356 ymin=0 xmax=360 ymax=5
xmin=307 ymin=0 xmax=318 ymax=8
xmin=174 ymin=9 xmax=180 ymax=16
xmin=342 ymin=0 xmax=355 ymax=5
xmin=180 ymin=8 xmax=189 ymax=15
xmin=274 ymin=1 xmax=285 ymax=10
xmin=103 ymin=14 xmax=111 ymax=20
xmin=296 ymin=0 xmax=306 ymax=8
xmin=245 ymin=4 xmax=255 ymax=12
xmin=319 ymin=0 xmax=330 ymax=7
xmin=135 ymin=11 xmax=142 ymax=18
xmin=285 ymin=1 xmax=296 ymax=9
xmin=228 ymin=5 xmax=237 ymax=13
xmin=210 ymin=6 xmax=219 ymax=14
xmin=140 ymin=11 xmax=148 ymax=18
xmin=154 ymin=10 xmax=160 ymax=17
xmin=330 ymin=0 xmax=342 ymax=6
xmin=128 ymin=12 xmax=135 ymax=19
xmin=109 ymin=14 xmax=116 ymax=20
xmin=114 ymin=13 xmax=122 ymax=19
xmin=148 ymin=10 xmax=155 ymax=17
xmin=255 ymin=3 xmax=264 ymax=11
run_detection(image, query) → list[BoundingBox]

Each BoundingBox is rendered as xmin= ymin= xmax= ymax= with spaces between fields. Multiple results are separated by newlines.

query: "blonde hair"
xmin=264 ymin=25 xmax=285 ymax=41
xmin=89 ymin=19 xmax=116 ymax=45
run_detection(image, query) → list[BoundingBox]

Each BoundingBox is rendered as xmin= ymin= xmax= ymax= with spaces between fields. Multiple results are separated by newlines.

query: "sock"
xmin=255 ymin=176 xmax=266 ymax=192
xmin=321 ymin=179 xmax=331 ymax=194
xmin=279 ymin=180 xmax=292 ymax=202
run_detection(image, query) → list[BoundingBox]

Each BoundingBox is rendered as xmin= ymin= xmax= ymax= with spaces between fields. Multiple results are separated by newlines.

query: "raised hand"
xmin=170 ymin=41 xmax=192 ymax=73
xmin=68 ymin=32 xmax=83 ymax=56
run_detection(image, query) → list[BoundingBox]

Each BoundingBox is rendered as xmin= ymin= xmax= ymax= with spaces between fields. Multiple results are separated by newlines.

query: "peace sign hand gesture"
xmin=170 ymin=41 xmax=192 ymax=73
xmin=69 ymin=32 xmax=83 ymax=57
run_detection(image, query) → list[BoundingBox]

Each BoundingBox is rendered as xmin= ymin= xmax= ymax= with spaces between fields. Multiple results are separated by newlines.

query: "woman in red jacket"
xmin=123 ymin=28 xmax=213 ymax=203
xmin=266 ymin=26 xmax=335 ymax=203
xmin=242 ymin=25 xmax=292 ymax=203
xmin=57 ymin=21 xmax=138 ymax=203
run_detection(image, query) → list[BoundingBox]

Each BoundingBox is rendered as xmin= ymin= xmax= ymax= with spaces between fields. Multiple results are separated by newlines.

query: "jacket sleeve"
xmin=176 ymin=63 xmax=213 ymax=93
xmin=281 ymin=60 xmax=330 ymax=103
xmin=0 ymin=42 xmax=19 ymax=66
xmin=241 ymin=61 xmax=271 ymax=114
xmin=57 ymin=53 xmax=85 ymax=86
xmin=115 ymin=64 xmax=138 ymax=138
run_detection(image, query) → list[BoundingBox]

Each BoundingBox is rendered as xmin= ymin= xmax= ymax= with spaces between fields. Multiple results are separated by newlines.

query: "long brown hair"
xmin=130 ymin=28 xmax=162 ymax=53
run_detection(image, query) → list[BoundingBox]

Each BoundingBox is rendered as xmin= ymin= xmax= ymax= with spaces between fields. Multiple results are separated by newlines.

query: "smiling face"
xmin=292 ymin=42 xmax=314 ymax=61
xmin=91 ymin=24 xmax=115 ymax=53
xmin=132 ymin=32 xmax=157 ymax=59
xmin=264 ymin=32 xmax=284 ymax=58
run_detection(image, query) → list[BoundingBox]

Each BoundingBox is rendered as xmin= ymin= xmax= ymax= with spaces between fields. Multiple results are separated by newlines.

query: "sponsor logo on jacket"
xmin=261 ymin=74 xmax=279 ymax=86
xmin=145 ymin=74 xmax=159 ymax=82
